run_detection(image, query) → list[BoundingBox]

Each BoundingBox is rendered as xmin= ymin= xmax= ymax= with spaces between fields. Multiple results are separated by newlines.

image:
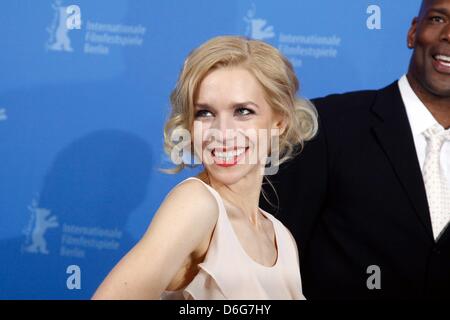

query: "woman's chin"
xmin=204 ymin=163 xmax=261 ymax=186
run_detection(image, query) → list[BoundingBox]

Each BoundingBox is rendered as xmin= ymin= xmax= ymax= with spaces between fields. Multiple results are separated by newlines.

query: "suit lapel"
xmin=370 ymin=82 xmax=433 ymax=241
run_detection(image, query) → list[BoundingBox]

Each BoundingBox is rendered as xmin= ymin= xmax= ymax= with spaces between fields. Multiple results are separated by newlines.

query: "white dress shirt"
xmin=398 ymin=74 xmax=450 ymax=190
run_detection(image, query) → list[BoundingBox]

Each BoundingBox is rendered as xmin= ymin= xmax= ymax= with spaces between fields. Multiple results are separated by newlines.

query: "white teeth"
xmin=438 ymin=60 xmax=450 ymax=67
xmin=213 ymin=148 xmax=246 ymax=160
xmin=435 ymin=54 xmax=450 ymax=63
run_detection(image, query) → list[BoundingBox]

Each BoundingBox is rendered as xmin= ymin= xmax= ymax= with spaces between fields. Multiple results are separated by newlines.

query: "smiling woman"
xmin=164 ymin=36 xmax=318 ymax=175
xmin=92 ymin=35 xmax=317 ymax=300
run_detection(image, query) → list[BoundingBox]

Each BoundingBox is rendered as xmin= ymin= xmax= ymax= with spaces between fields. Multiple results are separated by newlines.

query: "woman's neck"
xmin=199 ymin=168 xmax=264 ymax=226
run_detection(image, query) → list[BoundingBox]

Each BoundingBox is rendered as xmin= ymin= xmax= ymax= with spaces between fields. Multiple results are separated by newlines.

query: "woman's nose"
xmin=211 ymin=115 xmax=237 ymax=139
xmin=205 ymin=114 xmax=244 ymax=146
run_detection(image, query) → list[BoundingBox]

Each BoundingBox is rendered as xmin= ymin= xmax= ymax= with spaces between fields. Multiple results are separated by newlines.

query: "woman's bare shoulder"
xmin=164 ymin=178 xmax=219 ymax=216
xmin=91 ymin=178 xmax=220 ymax=299
xmin=150 ymin=177 xmax=220 ymax=239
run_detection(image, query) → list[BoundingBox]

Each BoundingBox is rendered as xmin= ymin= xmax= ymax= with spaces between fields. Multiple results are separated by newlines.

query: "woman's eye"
xmin=235 ymin=108 xmax=254 ymax=117
xmin=195 ymin=110 xmax=213 ymax=118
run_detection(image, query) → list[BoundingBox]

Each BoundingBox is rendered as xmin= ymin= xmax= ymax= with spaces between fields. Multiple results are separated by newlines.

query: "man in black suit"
xmin=261 ymin=0 xmax=450 ymax=298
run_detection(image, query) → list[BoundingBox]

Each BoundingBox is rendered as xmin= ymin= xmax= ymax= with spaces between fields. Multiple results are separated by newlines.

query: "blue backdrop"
xmin=0 ymin=0 xmax=420 ymax=299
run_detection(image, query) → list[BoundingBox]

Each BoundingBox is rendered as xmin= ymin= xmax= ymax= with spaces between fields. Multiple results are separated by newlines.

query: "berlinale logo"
xmin=22 ymin=198 xmax=59 ymax=255
xmin=46 ymin=0 xmax=82 ymax=52
xmin=244 ymin=3 xmax=275 ymax=41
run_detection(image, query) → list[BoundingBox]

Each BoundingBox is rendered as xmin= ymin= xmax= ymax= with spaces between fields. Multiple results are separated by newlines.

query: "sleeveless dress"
xmin=160 ymin=177 xmax=305 ymax=300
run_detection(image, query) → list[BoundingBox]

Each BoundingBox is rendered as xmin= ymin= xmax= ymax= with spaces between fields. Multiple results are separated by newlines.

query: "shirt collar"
xmin=398 ymin=74 xmax=442 ymax=136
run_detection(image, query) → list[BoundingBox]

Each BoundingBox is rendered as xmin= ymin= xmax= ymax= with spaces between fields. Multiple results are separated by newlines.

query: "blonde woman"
xmin=92 ymin=36 xmax=317 ymax=300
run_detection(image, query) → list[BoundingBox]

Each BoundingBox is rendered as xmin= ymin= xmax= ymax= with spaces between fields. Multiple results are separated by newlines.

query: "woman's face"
xmin=192 ymin=66 xmax=284 ymax=185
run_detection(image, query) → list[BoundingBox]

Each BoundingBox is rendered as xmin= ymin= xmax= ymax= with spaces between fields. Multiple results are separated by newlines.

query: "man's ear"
xmin=407 ymin=17 xmax=418 ymax=49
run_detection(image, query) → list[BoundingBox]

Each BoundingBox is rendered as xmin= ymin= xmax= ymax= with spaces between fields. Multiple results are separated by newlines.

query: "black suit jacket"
xmin=260 ymin=81 xmax=450 ymax=299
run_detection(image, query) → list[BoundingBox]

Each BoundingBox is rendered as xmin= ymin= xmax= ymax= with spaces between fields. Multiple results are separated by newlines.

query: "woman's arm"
xmin=92 ymin=179 xmax=219 ymax=299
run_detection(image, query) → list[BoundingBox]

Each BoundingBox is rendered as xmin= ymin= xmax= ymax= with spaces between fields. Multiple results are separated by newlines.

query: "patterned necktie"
xmin=422 ymin=124 xmax=450 ymax=241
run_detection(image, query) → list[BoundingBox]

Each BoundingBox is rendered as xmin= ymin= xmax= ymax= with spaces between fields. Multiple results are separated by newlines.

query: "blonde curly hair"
xmin=162 ymin=35 xmax=318 ymax=175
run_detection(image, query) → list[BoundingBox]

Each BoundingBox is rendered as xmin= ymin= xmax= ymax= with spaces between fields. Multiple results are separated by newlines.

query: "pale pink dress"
xmin=160 ymin=177 xmax=305 ymax=300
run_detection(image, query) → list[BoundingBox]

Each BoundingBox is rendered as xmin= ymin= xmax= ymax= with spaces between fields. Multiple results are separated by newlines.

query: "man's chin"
xmin=424 ymin=76 xmax=450 ymax=98
xmin=428 ymin=84 xmax=450 ymax=98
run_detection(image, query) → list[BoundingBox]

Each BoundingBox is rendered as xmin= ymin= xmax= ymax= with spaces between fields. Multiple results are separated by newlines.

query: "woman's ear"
xmin=272 ymin=114 xmax=287 ymax=136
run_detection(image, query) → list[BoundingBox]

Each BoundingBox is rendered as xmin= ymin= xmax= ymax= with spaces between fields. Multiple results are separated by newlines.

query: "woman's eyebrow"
xmin=234 ymin=101 xmax=260 ymax=109
xmin=195 ymin=101 xmax=260 ymax=109
xmin=194 ymin=103 xmax=214 ymax=110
